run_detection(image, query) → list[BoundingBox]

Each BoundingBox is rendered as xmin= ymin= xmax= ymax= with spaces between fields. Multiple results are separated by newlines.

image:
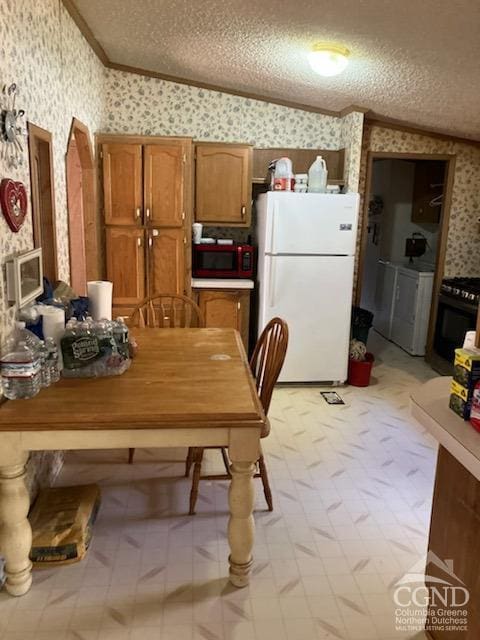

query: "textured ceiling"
xmin=72 ymin=0 xmax=480 ymax=139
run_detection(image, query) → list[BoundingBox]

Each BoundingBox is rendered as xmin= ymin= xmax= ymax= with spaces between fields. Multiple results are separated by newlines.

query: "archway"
xmin=66 ymin=118 xmax=98 ymax=295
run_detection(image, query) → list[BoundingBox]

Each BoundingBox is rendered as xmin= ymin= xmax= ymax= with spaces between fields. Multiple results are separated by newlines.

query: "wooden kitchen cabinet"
xmin=195 ymin=143 xmax=252 ymax=226
xmin=148 ymin=228 xmax=185 ymax=295
xmin=105 ymin=227 xmax=145 ymax=306
xmin=103 ymin=143 xmax=143 ymax=225
xmin=197 ymin=289 xmax=250 ymax=350
xmin=144 ymin=143 xmax=187 ymax=227
xmin=101 ymin=135 xmax=193 ymax=313
xmin=411 ymin=160 xmax=445 ymax=224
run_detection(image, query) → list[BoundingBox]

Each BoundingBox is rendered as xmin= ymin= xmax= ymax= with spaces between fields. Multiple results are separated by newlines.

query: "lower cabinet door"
xmin=148 ymin=228 xmax=185 ymax=295
xmin=106 ymin=227 xmax=145 ymax=306
xmin=198 ymin=289 xmax=250 ymax=350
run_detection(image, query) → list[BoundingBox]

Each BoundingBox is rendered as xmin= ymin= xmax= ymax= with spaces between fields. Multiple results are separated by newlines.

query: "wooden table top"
xmin=0 ymin=328 xmax=265 ymax=432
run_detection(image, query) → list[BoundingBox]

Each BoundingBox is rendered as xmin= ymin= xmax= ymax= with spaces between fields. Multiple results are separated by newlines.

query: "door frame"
xmin=28 ymin=122 xmax=58 ymax=282
xmin=355 ymin=151 xmax=456 ymax=360
xmin=66 ymin=118 xmax=99 ymax=281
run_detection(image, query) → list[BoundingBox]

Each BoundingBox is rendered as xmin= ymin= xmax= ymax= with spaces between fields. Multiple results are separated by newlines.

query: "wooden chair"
xmin=127 ymin=293 xmax=204 ymax=464
xmin=186 ymin=317 xmax=289 ymax=514
xmin=128 ymin=293 xmax=204 ymax=329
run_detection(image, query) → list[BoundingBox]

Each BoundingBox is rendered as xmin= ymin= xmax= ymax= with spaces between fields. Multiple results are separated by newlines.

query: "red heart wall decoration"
xmin=0 ymin=178 xmax=27 ymax=232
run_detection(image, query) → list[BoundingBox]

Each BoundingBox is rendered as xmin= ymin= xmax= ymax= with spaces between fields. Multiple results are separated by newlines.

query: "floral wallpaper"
xmin=340 ymin=111 xmax=365 ymax=192
xmin=355 ymin=124 xmax=480 ymax=292
xmin=104 ymin=69 xmax=344 ymax=149
xmin=0 ymin=0 xmax=105 ymax=491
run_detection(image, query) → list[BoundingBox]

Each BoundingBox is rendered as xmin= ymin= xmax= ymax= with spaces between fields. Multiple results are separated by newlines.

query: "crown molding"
xmin=62 ymin=0 xmax=109 ymax=65
xmin=339 ymin=104 xmax=370 ymax=117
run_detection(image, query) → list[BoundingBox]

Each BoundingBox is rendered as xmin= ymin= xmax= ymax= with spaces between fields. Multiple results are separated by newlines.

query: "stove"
xmin=440 ymin=277 xmax=480 ymax=306
xmin=433 ymin=277 xmax=479 ymax=372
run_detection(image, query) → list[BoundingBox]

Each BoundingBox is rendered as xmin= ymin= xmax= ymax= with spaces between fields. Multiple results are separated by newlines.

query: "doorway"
xmin=357 ymin=152 xmax=455 ymax=361
xmin=66 ymin=118 xmax=97 ymax=296
xmin=28 ymin=123 xmax=58 ymax=283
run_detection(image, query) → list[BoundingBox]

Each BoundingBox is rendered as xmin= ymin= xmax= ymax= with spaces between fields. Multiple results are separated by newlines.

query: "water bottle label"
xmin=72 ymin=337 xmax=100 ymax=361
xmin=62 ymin=336 xmax=101 ymax=370
xmin=1 ymin=360 xmax=41 ymax=378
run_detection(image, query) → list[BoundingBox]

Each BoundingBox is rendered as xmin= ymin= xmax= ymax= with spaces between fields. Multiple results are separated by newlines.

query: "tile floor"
xmin=0 ymin=332 xmax=440 ymax=639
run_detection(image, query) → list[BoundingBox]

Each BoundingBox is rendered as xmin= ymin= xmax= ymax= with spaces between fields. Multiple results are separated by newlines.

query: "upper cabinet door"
xmin=411 ymin=160 xmax=445 ymax=224
xmin=144 ymin=143 xmax=188 ymax=227
xmin=148 ymin=228 xmax=185 ymax=295
xmin=103 ymin=144 xmax=143 ymax=225
xmin=195 ymin=144 xmax=252 ymax=226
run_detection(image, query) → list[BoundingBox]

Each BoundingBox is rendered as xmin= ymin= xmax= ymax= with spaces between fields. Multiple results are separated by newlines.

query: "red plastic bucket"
xmin=348 ymin=353 xmax=375 ymax=387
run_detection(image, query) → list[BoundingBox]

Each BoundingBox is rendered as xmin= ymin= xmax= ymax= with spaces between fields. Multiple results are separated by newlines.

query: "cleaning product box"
xmin=449 ymin=379 xmax=472 ymax=420
xmin=453 ymin=348 xmax=480 ymax=389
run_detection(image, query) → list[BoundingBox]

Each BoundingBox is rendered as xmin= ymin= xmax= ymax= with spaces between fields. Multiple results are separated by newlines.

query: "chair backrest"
xmin=249 ymin=317 xmax=289 ymax=415
xmin=128 ymin=293 xmax=204 ymax=329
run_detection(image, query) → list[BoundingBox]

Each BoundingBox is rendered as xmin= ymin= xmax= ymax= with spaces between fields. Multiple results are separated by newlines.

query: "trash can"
xmin=351 ymin=307 xmax=374 ymax=345
xmin=348 ymin=352 xmax=375 ymax=387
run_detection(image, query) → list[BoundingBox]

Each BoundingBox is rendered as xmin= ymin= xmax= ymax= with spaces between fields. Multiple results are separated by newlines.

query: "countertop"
xmin=380 ymin=259 xmax=435 ymax=274
xmin=192 ymin=278 xmax=254 ymax=290
xmin=411 ymin=376 xmax=480 ymax=480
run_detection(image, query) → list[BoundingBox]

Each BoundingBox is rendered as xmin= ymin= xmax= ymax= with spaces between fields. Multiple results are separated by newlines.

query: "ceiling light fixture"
xmin=308 ymin=44 xmax=350 ymax=77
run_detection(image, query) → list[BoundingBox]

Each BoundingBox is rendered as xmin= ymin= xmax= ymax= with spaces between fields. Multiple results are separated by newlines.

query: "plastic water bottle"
xmin=45 ymin=338 xmax=60 ymax=384
xmin=308 ymin=156 xmax=328 ymax=193
xmin=10 ymin=321 xmax=42 ymax=350
xmin=0 ymin=341 xmax=41 ymax=400
xmin=113 ymin=317 xmax=129 ymax=359
xmin=37 ymin=340 xmax=51 ymax=387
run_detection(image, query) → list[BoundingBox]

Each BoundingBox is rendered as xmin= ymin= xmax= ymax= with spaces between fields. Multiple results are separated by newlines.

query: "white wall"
xmin=360 ymin=160 xmax=390 ymax=313
xmin=379 ymin=160 xmax=439 ymax=266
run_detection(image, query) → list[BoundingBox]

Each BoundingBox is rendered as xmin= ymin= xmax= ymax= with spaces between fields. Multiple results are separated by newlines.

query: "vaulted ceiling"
xmin=70 ymin=0 xmax=480 ymax=139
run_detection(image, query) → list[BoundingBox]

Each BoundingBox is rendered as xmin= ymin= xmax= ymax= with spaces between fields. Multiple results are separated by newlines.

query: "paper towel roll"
xmin=87 ymin=281 xmax=113 ymax=321
xmin=41 ymin=306 xmax=65 ymax=369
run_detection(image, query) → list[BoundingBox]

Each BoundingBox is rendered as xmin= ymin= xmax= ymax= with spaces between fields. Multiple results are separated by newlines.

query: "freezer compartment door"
xmin=263 ymin=192 xmax=359 ymax=256
xmin=258 ymin=254 xmax=354 ymax=383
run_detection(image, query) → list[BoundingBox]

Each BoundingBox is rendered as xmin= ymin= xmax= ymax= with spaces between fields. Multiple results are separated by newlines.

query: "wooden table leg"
xmin=228 ymin=460 xmax=255 ymax=588
xmin=0 ymin=453 xmax=32 ymax=596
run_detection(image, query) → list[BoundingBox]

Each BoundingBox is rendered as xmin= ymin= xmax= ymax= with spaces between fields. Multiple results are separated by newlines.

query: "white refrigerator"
xmin=256 ymin=192 xmax=359 ymax=383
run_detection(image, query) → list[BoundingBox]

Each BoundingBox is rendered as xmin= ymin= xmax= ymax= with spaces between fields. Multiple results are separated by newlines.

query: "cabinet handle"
xmin=237 ymin=301 xmax=241 ymax=310
xmin=137 ymin=237 xmax=142 ymax=247
xmin=135 ymin=207 xmax=141 ymax=220
xmin=241 ymin=205 xmax=246 ymax=218
xmin=146 ymin=208 xmax=151 ymax=221
xmin=148 ymin=235 xmax=153 ymax=249
xmin=183 ymin=236 xmax=187 ymax=245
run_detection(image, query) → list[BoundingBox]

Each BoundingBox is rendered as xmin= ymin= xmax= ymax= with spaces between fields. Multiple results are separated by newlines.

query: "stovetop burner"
xmin=441 ymin=277 xmax=480 ymax=304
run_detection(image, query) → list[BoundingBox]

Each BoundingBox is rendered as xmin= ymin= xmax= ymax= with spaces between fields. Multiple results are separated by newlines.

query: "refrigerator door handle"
xmin=270 ymin=201 xmax=278 ymax=254
xmin=269 ymin=259 xmax=276 ymax=307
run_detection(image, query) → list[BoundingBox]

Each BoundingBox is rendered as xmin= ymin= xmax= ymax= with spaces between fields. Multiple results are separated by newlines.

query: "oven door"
xmin=193 ymin=246 xmax=238 ymax=277
xmin=434 ymin=294 xmax=477 ymax=362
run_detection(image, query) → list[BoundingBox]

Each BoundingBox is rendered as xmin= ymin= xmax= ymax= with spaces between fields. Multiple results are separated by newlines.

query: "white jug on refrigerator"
xmin=308 ymin=156 xmax=328 ymax=193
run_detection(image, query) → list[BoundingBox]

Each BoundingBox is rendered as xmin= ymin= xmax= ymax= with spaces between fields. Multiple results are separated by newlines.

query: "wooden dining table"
xmin=0 ymin=328 xmax=265 ymax=596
